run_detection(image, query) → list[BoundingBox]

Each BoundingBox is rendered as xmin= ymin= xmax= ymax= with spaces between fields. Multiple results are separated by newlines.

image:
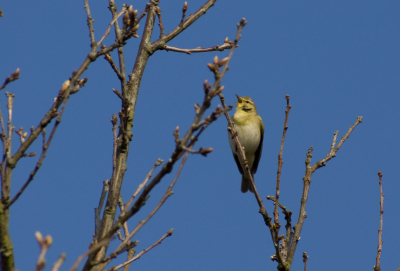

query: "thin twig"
xmin=135 ymin=3 xmax=150 ymax=25
xmin=274 ymin=95 xmax=291 ymax=225
xmin=123 ymin=249 xmax=135 ymax=271
xmin=84 ymin=0 xmax=96 ymax=48
xmin=155 ymin=7 xmax=164 ymax=38
xmin=0 ymin=68 xmax=19 ymax=91
xmin=374 ymin=171 xmax=384 ymax=271
xmin=163 ymin=42 xmax=234 ymax=55
xmin=302 ymin=252 xmax=308 ymax=271
xmin=113 ymin=152 xmax=189 ymax=260
xmin=111 ymin=229 xmax=173 ymax=271
xmin=152 ymin=0 xmax=217 ymax=46
xmin=180 ymin=2 xmax=188 ymax=24
xmin=104 ymin=53 xmax=123 ymax=81
xmin=95 ymin=179 xmax=109 ymax=237
xmin=267 ymin=195 xmax=293 ymax=257
xmin=124 ymin=158 xmax=163 ymax=211
xmin=117 ymin=195 xmax=130 ymax=240
xmin=97 ymin=8 xmax=127 ymax=47
xmin=108 ymin=0 xmax=127 ymax=97
xmin=6 ymin=95 xmax=72 ymax=208
xmin=6 ymin=92 xmax=15 ymax=159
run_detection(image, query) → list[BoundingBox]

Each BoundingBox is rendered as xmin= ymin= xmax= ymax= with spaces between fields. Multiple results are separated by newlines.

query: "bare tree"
xmin=0 ymin=1 xmax=243 ymax=270
xmin=0 ymin=1 xmax=393 ymax=271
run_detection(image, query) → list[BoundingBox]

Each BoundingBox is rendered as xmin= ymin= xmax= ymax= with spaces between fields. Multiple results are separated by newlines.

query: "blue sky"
xmin=1 ymin=0 xmax=399 ymax=270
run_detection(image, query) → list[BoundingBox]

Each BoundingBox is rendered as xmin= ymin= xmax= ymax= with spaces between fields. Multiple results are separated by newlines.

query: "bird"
xmin=228 ymin=94 xmax=264 ymax=193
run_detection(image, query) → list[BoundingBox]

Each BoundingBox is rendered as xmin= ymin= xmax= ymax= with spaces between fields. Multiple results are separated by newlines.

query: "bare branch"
xmin=104 ymin=52 xmax=123 ymax=81
xmin=84 ymin=0 xmax=96 ymax=48
xmin=97 ymin=8 xmax=128 ymax=47
xmin=274 ymin=95 xmax=291 ymax=226
xmin=6 ymin=90 xmax=73 ymax=208
xmin=124 ymin=158 xmax=163 ymax=211
xmin=373 ymin=171 xmax=384 ymax=271
xmin=135 ymin=3 xmax=150 ymax=25
xmin=157 ymin=0 xmax=216 ymax=44
xmin=286 ymin=116 xmax=363 ymax=266
xmin=115 ymin=152 xmax=188 ymax=258
xmin=162 ymin=42 xmax=234 ymax=55
xmin=117 ymin=195 xmax=130 ymax=241
xmin=95 ymin=179 xmax=109 ymax=237
xmin=111 ymin=229 xmax=173 ymax=271
xmin=155 ymin=7 xmax=164 ymax=38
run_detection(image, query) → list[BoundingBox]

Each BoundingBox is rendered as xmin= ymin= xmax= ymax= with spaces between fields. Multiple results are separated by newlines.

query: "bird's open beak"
xmin=235 ymin=94 xmax=242 ymax=105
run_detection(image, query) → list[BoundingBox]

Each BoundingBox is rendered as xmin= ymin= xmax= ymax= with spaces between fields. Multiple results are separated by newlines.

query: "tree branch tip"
xmin=377 ymin=171 xmax=383 ymax=177
xmin=112 ymin=88 xmax=123 ymax=99
xmin=167 ymin=228 xmax=174 ymax=235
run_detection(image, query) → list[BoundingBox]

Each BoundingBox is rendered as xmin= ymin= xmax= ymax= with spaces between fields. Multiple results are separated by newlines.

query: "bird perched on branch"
xmin=228 ymin=94 xmax=264 ymax=193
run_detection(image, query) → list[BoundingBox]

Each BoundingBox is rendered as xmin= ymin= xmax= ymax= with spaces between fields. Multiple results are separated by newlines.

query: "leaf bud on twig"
xmin=217 ymin=57 xmax=229 ymax=67
xmin=131 ymin=24 xmax=139 ymax=32
xmin=213 ymin=55 xmax=219 ymax=65
xmin=207 ymin=63 xmax=215 ymax=72
xmin=224 ymin=37 xmax=229 ymax=43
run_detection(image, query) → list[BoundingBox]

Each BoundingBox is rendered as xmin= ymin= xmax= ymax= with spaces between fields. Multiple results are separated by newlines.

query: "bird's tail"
xmin=241 ymin=174 xmax=255 ymax=193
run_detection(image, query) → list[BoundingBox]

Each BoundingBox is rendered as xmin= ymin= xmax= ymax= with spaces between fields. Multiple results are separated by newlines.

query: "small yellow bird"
xmin=228 ymin=94 xmax=264 ymax=193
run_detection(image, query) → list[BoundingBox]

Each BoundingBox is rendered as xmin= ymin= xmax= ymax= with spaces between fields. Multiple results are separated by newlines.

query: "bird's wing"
xmin=233 ymin=152 xmax=244 ymax=175
xmin=251 ymin=116 xmax=264 ymax=174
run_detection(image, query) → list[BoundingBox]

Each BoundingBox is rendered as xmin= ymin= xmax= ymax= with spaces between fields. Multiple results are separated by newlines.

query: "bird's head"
xmin=235 ymin=94 xmax=257 ymax=114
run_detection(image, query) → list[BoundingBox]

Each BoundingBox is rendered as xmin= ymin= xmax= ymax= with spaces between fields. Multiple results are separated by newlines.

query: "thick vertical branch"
xmin=90 ymin=3 xmax=159 ymax=267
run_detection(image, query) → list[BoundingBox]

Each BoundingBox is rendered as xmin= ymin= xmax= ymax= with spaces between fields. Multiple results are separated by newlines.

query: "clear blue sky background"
xmin=1 ymin=1 xmax=399 ymax=270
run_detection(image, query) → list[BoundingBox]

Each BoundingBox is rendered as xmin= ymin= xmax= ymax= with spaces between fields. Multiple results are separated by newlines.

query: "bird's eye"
xmin=245 ymin=101 xmax=250 ymax=104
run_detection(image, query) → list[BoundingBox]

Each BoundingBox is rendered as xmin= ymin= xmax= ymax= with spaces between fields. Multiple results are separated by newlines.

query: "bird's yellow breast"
xmin=228 ymin=112 xmax=262 ymax=155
